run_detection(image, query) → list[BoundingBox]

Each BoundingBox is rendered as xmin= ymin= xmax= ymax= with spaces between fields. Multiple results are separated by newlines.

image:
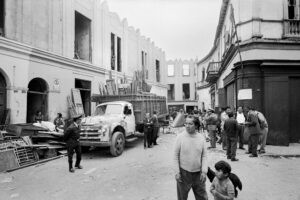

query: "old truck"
xmin=79 ymin=93 xmax=167 ymax=156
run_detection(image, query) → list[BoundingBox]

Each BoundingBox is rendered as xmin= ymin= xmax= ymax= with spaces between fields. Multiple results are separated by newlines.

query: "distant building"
xmin=167 ymin=59 xmax=198 ymax=114
xmin=197 ymin=0 xmax=300 ymax=145
xmin=0 ymin=0 xmax=167 ymax=124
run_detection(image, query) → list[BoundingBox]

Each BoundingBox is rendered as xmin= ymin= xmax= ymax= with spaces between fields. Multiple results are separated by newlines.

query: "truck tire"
xmin=110 ymin=131 xmax=125 ymax=156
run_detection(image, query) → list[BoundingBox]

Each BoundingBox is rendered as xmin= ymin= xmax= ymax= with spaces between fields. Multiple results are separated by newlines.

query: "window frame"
xmin=182 ymin=64 xmax=190 ymax=76
xmin=168 ymin=64 xmax=175 ymax=77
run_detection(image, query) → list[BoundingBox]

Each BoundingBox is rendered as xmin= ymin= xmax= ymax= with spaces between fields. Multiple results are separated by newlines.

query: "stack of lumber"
xmin=97 ymin=70 xmax=152 ymax=96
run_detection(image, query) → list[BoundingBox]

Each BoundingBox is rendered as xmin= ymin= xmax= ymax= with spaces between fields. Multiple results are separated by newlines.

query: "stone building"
xmin=0 ymin=0 xmax=167 ymax=124
xmin=167 ymin=59 xmax=198 ymax=114
xmin=197 ymin=0 xmax=300 ymax=145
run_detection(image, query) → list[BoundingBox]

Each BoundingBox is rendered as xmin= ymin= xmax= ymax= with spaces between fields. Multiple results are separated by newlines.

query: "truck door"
xmin=123 ymin=104 xmax=135 ymax=135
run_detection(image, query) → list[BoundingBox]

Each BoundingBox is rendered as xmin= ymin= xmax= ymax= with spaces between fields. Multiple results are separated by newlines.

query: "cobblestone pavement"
xmin=1 ymin=130 xmax=300 ymax=200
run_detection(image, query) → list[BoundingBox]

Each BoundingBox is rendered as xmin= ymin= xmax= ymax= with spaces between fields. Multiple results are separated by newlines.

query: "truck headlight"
xmin=98 ymin=125 xmax=109 ymax=137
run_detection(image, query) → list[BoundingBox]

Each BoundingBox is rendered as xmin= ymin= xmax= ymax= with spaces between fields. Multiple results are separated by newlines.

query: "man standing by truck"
xmin=64 ymin=114 xmax=83 ymax=172
xmin=152 ymin=111 xmax=159 ymax=145
xmin=143 ymin=113 xmax=154 ymax=148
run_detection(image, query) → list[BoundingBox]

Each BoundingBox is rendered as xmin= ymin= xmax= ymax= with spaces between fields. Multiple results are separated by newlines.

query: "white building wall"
xmin=0 ymin=0 xmax=167 ymax=123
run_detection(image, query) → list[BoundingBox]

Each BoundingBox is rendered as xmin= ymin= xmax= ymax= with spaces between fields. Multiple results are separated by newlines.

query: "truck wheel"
xmin=110 ymin=131 xmax=125 ymax=156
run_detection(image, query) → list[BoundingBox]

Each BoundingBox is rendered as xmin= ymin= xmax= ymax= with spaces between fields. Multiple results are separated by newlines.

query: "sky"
xmin=106 ymin=0 xmax=222 ymax=61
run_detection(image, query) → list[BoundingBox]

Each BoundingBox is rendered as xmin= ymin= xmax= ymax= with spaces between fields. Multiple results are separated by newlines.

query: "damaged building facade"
xmin=0 ymin=0 xmax=167 ymax=124
xmin=197 ymin=0 xmax=300 ymax=145
xmin=167 ymin=59 xmax=198 ymax=113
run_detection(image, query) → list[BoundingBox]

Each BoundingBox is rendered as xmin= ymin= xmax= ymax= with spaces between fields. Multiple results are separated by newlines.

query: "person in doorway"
xmin=245 ymin=106 xmax=261 ymax=157
xmin=152 ymin=111 xmax=159 ymax=145
xmin=210 ymin=160 xmax=235 ymax=200
xmin=224 ymin=112 xmax=239 ymax=161
xmin=174 ymin=115 xmax=208 ymax=200
xmin=33 ymin=110 xmax=44 ymax=123
xmin=143 ymin=113 xmax=154 ymax=148
xmin=64 ymin=114 xmax=83 ymax=173
xmin=235 ymin=106 xmax=246 ymax=150
xmin=54 ymin=113 xmax=65 ymax=132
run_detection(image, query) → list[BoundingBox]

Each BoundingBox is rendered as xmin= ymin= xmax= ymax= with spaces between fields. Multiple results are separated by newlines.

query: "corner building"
xmin=197 ymin=0 xmax=300 ymax=145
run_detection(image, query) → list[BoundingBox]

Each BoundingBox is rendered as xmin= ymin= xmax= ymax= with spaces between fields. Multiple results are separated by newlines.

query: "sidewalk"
xmin=261 ymin=143 xmax=300 ymax=157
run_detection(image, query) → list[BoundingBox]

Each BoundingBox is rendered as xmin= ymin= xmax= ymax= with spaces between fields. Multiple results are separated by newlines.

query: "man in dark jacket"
xmin=143 ymin=113 xmax=154 ymax=148
xmin=64 ymin=114 xmax=83 ymax=172
xmin=245 ymin=106 xmax=261 ymax=157
xmin=224 ymin=112 xmax=239 ymax=161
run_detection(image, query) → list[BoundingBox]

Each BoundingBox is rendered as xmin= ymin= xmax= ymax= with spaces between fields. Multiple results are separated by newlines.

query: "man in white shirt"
xmin=236 ymin=106 xmax=246 ymax=150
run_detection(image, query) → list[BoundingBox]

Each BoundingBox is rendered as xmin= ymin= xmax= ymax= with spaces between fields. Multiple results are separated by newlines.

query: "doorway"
xmin=75 ymin=79 xmax=91 ymax=116
xmin=0 ymin=72 xmax=7 ymax=125
xmin=289 ymin=77 xmax=300 ymax=143
xmin=27 ymin=78 xmax=48 ymax=123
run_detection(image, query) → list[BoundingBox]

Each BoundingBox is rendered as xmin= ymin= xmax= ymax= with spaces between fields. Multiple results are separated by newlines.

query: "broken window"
xmin=182 ymin=83 xmax=190 ymax=100
xmin=168 ymin=84 xmax=175 ymax=100
xmin=288 ymin=0 xmax=296 ymax=19
xmin=75 ymin=79 xmax=91 ymax=116
xmin=168 ymin=64 xmax=174 ymax=76
xmin=182 ymin=64 xmax=190 ymax=76
xmin=0 ymin=0 xmax=5 ymax=36
xmin=156 ymin=60 xmax=160 ymax=82
xmin=111 ymin=33 xmax=115 ymax=70
xmin=74 ymin=11 xmax=91 ymax=62
xmin=117 ymin=37 xmax=122 ymax=72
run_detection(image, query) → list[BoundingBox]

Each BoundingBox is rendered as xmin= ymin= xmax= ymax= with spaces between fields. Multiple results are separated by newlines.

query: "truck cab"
xmin=80 ymin=101 xmax=135 ymax=156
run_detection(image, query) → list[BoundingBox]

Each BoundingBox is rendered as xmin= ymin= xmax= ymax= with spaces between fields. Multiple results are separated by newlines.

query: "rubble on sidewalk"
xmin=0 ymin=122 xmax=67 ymax=173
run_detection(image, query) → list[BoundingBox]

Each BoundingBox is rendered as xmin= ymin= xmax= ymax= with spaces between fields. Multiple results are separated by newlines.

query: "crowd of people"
xmin=184 ymin=105 xmax=269 ymax=161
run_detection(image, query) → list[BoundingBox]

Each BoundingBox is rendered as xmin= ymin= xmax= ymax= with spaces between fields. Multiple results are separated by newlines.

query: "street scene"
xmin=1 ymin=131 xmax=300 ymax=200
xmin=1 ymin=0 xmax=300 ymax=200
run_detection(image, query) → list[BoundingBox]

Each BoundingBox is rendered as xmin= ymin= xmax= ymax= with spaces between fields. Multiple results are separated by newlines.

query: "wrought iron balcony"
xmin=206 ymin=61 xmax=221 ymax=83
xmin=283 ymin=19 xmax=300 ymax=37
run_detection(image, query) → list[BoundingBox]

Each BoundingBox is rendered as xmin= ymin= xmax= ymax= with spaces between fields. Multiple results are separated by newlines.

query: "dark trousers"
xmin=226 ymin=137 xmax=237 ymax=159
xmin=176 ymin=168 xmax=208 ymax=200
xmin=237 ymin=125 xmax=244 ymax=148
xmin=248 ymin=135 xmax=260 ymax=156
xmin=144 ymin=129 xmax=153 ymax=147
xmin=67 ymin=143 xmax=82 ymax=169
xmin=153 ymin=127 xmax=159 ymax=144
xmin=221 ymin=130 xmax=227 ymax=150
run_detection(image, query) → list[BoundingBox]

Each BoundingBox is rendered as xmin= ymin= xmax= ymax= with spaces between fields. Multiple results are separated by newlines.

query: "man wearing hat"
xmin=64 ymin=114 xmax=83 ymax=172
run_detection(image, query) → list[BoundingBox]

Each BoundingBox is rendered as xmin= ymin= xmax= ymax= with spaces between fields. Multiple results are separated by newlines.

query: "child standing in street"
xmin=210 ymin=160 xmax=235 ymax=200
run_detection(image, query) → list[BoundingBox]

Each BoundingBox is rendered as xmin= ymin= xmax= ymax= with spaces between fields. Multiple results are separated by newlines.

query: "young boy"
xmin=210 ymin=160 xmax=235 ymax=200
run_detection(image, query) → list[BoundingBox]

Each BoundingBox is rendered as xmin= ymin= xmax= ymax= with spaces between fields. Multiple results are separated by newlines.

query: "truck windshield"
xmin=94 ymin=104 xmax=123 ymax=115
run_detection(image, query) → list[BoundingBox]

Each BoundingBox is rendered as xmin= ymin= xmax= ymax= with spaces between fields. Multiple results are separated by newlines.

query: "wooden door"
xmin=289 ymin=77 xmax=300 ymax=142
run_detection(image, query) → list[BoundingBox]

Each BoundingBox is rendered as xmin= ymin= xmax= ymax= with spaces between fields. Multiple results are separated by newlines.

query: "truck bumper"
xmin=79 ymin=140 xmax=111 ymax=147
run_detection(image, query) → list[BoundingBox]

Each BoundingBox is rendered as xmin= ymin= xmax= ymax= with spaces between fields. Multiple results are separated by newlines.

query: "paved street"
xmin=1 ymin=130 xmax=300 ymax=200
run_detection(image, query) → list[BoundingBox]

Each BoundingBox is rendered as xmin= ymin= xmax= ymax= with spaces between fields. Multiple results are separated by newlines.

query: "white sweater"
xmin=174 ymin=131 xmax=208 ymax=174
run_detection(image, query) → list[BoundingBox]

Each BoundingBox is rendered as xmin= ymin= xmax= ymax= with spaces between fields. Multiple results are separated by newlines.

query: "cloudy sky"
xmin=106 ymin=0 xmax=222 ymax=61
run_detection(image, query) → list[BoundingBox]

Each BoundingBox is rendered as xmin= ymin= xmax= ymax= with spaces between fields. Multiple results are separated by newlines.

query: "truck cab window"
xmin=124 ymin=105 xmax=132 ymax=115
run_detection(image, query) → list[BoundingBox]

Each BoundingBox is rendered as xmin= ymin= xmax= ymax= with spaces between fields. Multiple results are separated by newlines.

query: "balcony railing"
xmin=283 ymin=19 xmax=300 ymax=37
xmin=206 ymin=61 xmax=221 ymax=83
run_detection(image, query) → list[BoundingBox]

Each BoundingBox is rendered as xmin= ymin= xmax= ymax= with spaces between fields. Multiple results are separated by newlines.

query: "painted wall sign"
xmin=238 ymin=89 xmax=252 ymax=100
